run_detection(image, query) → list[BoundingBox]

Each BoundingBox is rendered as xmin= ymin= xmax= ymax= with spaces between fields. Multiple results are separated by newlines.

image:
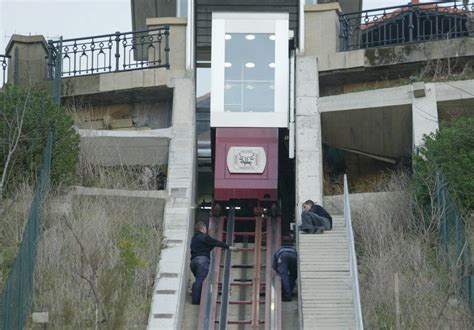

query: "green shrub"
xmin=412 ymin=117 xmax=474 ymax=212
xmin=0 ymin=85 xmax=80 ymax=194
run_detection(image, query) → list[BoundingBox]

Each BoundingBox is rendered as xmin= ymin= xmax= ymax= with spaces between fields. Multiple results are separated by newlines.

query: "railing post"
xmin=164 ymin=27 xmax=170 ymax=69
xmin=53 ymin=37 xmax=62 ymax=105
xmin=47 ymin=40 xmax=54 ymax=80
xmin=408 ymin=4 xmax=414 ymax=42
xmin=114 ymin=31 xmax=121 ymax=71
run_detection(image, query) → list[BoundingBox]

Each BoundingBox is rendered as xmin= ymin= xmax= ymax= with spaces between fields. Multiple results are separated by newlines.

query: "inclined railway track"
xmin=198 ymin=207 xmax=282 ymax=329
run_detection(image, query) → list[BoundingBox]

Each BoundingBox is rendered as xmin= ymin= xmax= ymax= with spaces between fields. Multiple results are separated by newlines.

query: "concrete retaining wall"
xmin=323 ymin=191 xmax=407 ymax=216
xmin=79 ymin=129 xmax=171 ymax=166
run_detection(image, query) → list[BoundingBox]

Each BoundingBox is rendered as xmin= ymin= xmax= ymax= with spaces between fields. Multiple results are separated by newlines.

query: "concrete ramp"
xmin=299 ymin=215 xmax=357 ymax=329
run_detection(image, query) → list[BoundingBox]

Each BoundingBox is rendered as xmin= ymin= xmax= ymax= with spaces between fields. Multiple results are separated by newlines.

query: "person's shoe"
xmin=282 ymin=297 xmax=292 ymax=302
xmin=191 ymin=300 xmax=200 ymax=305
xmin=300 ymin=230 xmax=310 ymax=234
xmin=315 ymin=227 xmax=325 ymax=234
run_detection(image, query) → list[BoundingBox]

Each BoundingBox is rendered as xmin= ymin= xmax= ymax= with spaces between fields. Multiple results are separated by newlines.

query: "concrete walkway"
xmin=299 ymin=215 xmax=356 ymax=329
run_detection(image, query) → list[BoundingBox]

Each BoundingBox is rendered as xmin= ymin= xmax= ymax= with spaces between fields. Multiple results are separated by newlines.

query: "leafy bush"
xmin=0 ymin=85 xmax=80 ymax=194
xmin=412 ymin=117 xmax=474 ymax=212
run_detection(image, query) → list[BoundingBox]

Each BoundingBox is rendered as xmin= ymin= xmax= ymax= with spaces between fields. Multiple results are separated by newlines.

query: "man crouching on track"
xmin=272 ymin=245 xmax=298 ymax=302
xmin=190 ymin=221 xmax=239 ymax=305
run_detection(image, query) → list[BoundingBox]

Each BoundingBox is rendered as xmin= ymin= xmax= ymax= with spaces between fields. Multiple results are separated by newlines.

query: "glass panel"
xmin=196 ymin=66 xmax=211 ymax=150
xmin=224 ymin=33 xmax=275 ymax=113
xmin=177 ymin=0 xmax=188 ymax=17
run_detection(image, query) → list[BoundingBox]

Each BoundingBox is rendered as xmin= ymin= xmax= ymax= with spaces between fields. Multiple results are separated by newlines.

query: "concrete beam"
xmin=319 ymin=79 xmax=474 ymax=113
xmin=435 ymin=79 xmax=474 ymax=103
xmin=319 ymin=85 xmax=412 ymax=112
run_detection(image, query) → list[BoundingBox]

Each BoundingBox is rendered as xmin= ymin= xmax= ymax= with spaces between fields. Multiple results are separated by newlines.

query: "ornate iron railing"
xmin=0 ymin=55 xmax=10 ymax=86
xmin=340 ymin=1 xmax=473 ymax=51
xmin=47 ymin=27 xmax=170 ymax=78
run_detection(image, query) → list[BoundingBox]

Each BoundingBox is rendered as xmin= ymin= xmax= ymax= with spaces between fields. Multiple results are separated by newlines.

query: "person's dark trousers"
xmin=190 ymin=256 xmax=210 ymax=304
xmin=277 ymin=252 xmax=298 ymax=301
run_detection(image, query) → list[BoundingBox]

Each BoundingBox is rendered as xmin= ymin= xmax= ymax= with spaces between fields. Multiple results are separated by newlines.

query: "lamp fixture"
xmin=245 ymin=62 xmax=255 ymax=68
xmin=225 ymin=34 xmax=232 ymax=40
xmin=224 ymin=62 xmax=232 ymax=68
xmin=245 ymin=34 xmax=255 ymax=40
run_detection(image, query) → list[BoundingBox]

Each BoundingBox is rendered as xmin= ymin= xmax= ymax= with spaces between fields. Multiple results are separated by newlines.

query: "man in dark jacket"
xmin=272 ymin=245 xmax=298 ymax=301
xmin=190 ymin=221 xmax=238 ymax=304
xmin=300 ymin=200 xmax=332 ymax=234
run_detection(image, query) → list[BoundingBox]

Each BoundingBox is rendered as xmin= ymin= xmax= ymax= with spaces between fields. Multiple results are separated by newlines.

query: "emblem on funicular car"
xmin=227 ymin=147 xmax=267 ymax=174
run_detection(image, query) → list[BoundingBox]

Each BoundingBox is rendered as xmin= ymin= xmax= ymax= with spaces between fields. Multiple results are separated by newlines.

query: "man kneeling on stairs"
xmin=190 ymin=221 xmax=239 ymax=305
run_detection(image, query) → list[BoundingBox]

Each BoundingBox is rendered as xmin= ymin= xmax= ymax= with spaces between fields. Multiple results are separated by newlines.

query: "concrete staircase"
xmin=299 ymin=214 xmax=357 ymax=329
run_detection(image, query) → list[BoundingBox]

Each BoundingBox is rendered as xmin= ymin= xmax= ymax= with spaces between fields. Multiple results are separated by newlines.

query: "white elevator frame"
xmin=210 ymin=12 xmax=289 ymax=128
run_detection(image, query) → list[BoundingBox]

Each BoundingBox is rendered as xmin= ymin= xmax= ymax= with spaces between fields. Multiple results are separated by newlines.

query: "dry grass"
xmin=353 ymin=172 xmax=472 ymax=329
xmin=324 ymin=169 xmax=407 ymax=196
xmin=0 ymin=183 xmax=34 ymax=290
xmin=79 ymin=162 xmax=167 ymax=191
xmin=32 ymin=193 xmax=163 ymax=329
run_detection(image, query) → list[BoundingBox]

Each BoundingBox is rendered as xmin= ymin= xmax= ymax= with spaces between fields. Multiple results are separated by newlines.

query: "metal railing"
xmin=436 ymin=174 xmax=474 ymax=316
xmin=343 ymin=174 xmax=364 ymax=329
xmin=0 ymin=130 xmax=53 ymax=330
xmin=0 ymin=55 xmax=10 ymax=87
xmin=340 ymin=1 xmax=473 ymax=51
xmin=47 ymin=27 xmax=170 ymax=78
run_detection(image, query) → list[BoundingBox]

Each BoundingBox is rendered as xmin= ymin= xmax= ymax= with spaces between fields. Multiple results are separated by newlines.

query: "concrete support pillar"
xmin=5 ymin=35 xmax=48 ymax=86
xmin=304 ymin=3 xmax=341 ymax=64
xmin=412 ymin=82 xmax=439 ymax=154
xmin=147 ymin=17 xmax=187 ymax=73
xmin=295 ymin=56 xmax=323 ymax=222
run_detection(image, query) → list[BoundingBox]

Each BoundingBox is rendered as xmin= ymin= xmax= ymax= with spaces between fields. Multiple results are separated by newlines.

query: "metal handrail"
xmin=343 ymin=174 xmax=363 ymax=329
xmin=218 ymin=208 xmax=234 ymax=330
xmin=339 ymin=1 xmax=473 ymax=51
xmin=47 ymin=27 xmax=170 ymax=78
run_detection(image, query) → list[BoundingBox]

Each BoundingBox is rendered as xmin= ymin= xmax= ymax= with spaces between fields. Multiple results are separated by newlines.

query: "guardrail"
xmin=0 ymin=130 xmax=53 ymax=330
xmin=343 ymin=174 xmax=364 ymax=329
xmin=339 ymin=1 xmax=473 ymax=51
xmin=47 ymin=27 xmax=170 ymax=78
xmin=0 ymin=55 xmax=10 ymax=86
xmin=436 ymin=174 xmax=474 ymax=316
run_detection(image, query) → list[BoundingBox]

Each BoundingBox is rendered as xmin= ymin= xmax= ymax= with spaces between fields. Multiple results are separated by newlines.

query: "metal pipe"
xmin=251 ymin=217 xmax=263 ymax=329
xmin=344 ymin=174 xmax=363 ymax=329
xmin=264 ymin=216 xmax=273 ymax=330
xmin=186 ymin=0 xmax=194 ymax=70
xmin=298 ymin=0 xmax=305 ymax=54
xmin=218 ymin=208 xmax=235 ymax=330
xmin=289 ymin=49 xmax=296 ymax=159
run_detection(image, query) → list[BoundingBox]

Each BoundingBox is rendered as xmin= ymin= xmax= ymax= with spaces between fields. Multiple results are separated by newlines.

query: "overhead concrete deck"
xmin=318 ymin=79 xmax=474 ymax=157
